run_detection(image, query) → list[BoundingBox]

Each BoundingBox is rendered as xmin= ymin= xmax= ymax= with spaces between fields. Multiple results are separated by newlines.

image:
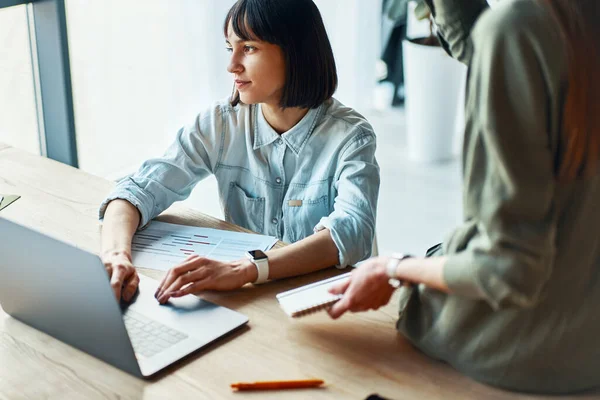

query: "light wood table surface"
xmin=0 ymin=143 xmax=597 ymax=400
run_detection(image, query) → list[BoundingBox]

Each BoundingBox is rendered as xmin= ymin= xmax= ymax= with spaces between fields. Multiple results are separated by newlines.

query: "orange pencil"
xmin=230 ymin=379 xmax=325 ymax=391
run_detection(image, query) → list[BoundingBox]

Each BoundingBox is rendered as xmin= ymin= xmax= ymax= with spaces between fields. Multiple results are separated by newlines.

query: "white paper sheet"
xmin=131 ymin=221 xmax=278 ymax=271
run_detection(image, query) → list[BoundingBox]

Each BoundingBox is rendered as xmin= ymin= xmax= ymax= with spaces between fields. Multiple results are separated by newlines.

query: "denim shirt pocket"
xmin=225 ymin=182 xmax=265 ymax=233
xmin=284 ymin=192 xmax=330 ymax=243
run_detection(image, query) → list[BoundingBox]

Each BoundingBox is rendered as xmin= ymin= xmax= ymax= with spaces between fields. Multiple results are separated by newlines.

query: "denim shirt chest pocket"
xmin=225 ymin=181 xmax=266 ymax=234
xmin=284 ymin=180 xmax=332 ymax=243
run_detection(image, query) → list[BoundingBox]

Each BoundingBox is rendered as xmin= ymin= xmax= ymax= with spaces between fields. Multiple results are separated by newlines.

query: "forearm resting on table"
xmin=101 ymin=199 xmax=140 ymax=257
xmin=241 ymin=229 xmax=342 ymax=283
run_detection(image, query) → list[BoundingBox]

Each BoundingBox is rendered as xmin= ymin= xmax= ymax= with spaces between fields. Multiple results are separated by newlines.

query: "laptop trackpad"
xmin=123 ymin=274 xmax=247 ymax=343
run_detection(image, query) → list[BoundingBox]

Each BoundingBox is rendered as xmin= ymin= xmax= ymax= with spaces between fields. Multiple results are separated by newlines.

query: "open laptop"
xmin=0 ymin=217 xmax=248 ymax=377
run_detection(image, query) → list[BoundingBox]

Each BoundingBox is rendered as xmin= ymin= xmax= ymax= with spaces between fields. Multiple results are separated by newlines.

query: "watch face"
xmin=247 ymin=249 xmax=267 ymax=260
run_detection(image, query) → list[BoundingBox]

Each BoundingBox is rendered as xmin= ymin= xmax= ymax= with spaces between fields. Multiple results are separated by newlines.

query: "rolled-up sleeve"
xmin=98 ymin=108 xmax=222 ymax=229
xmin=315 ymin=131 xmax=380 ymax=267
xmin=443 ymin=7 xmax=558 ymax=309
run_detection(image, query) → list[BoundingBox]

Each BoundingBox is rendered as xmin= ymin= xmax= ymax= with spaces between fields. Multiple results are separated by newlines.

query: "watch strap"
xmin=386 ymin=253 xmax=413 ymax=287
xmin=251 ymin=257 xmax=269 ymax=284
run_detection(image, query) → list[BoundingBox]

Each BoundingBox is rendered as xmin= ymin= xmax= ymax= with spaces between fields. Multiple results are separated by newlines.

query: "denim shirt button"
xmin=272 ymin=218 xmax=278 ymax=224
xmin=275 ymin=177 xmax=282 ymax=184
xmin=277 ymin=139 xmax=283 ymax=145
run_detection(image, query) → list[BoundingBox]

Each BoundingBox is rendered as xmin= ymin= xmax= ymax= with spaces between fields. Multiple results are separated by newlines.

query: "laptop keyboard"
xmin=123 ymin=309 xmax=189 ymax=358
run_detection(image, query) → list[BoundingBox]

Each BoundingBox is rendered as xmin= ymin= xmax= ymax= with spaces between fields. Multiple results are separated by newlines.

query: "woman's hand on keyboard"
xmin=155 ymin=255 xmax=254 ymax=304
xmin=101 ymin=250 xmax=140 ymax=302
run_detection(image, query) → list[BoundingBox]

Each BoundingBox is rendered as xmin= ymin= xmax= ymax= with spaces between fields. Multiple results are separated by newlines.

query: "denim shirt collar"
xmin=253 ymin=103 xmax=325 ymax=156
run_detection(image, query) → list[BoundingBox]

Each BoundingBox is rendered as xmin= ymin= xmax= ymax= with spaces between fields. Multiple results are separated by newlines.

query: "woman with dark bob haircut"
xmin=98 ymin=0 xmax=380 ymax=303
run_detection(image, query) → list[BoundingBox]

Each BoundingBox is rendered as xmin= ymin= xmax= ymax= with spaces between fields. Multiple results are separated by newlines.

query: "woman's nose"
xmin=227 ymin=56 xmax=243 ymax=74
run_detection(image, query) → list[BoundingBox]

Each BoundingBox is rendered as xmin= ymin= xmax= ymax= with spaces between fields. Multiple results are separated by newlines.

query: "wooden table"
xmin=0 ymin=143 xmax=597 ymax=400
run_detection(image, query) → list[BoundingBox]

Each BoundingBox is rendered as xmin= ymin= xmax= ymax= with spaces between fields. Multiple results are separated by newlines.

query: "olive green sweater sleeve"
xmin=442 ymin=2 xmax=564 ymax=309
xmin=423 ymin=0 xmax=489 ymax=64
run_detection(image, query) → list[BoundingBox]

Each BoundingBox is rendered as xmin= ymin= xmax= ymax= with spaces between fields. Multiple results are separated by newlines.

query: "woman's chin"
xmin=238 ymin=93 xmax=264 ymax=105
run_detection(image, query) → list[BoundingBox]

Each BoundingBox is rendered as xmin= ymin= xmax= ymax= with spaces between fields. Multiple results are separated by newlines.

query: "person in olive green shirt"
xmin=327 ymin=0 xmax=600 ymax=394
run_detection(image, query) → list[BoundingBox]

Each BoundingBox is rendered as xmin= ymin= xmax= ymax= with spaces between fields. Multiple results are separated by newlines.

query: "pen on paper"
xmin=230 ymin=379 xmax=325 ymax=391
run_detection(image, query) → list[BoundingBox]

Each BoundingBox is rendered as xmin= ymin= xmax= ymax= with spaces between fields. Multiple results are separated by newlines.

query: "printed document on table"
xmin=131 ymin=221 xmax=278 ymax=271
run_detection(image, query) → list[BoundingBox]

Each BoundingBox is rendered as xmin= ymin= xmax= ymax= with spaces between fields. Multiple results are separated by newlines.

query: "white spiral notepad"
xmin=276 ymin=272 xmax=352 ymax=318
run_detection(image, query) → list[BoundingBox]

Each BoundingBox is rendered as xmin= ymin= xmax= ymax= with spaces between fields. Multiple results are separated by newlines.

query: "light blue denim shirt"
xmin=99 ymin=97 xmax=380 ymax=266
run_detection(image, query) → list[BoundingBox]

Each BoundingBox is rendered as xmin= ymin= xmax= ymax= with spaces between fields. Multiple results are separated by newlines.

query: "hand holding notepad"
xmin=276 ymin=272 xmax=351 ymax=317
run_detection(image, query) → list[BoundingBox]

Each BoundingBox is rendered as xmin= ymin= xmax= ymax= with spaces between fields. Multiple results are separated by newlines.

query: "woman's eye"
xmin=225 ymin=46 xmax=233 ymax=52
xmin=244 ymin=45 xmax=256 ymax=53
